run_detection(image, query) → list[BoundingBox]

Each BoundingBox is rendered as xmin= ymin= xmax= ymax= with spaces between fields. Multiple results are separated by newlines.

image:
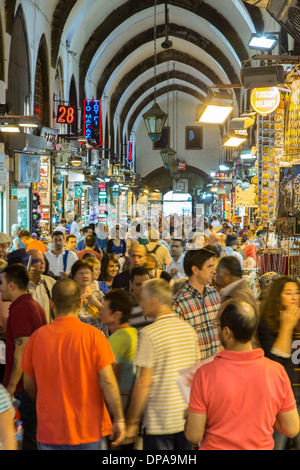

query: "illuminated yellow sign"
xmin=250 ymin=87 xmax=280 ymax=116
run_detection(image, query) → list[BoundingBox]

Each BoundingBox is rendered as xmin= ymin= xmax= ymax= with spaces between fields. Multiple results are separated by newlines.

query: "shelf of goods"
xmin=285 ymin=77 xmax=300 ymax=159
xmin=256 ymin=98 xmax=285 ymax=224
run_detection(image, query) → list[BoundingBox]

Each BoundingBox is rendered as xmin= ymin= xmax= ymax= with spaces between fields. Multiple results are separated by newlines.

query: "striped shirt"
xmin=0 ymin=384 xmax=12 ymax=413
xmin=134 ymin=313 xmax=200 ymax=435
xmin=173 ymin=281 xmax=221 ymax=359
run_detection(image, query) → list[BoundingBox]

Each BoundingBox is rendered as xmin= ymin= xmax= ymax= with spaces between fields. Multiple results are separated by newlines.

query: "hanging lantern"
xmin=143 ymin=102 xmax=168 ymax=142
xmin=143 ymin=0 xmax=168 ymax=141
xmin=160 ymin=145 xmax=176 ymax=168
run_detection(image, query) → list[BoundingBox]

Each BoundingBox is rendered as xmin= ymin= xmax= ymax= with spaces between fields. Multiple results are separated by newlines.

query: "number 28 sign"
xmin=56 ymin=105 xmax=76 ymax=125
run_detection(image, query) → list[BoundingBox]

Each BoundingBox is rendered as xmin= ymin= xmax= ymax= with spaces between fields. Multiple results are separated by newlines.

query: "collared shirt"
xmin=45 ymin=249 xmax=78 ymax=277
xmin=28 ymin=275 xmax=56 ymax=323
xmin=189 ymin=348 xmax=296 ymax=450
xmin=172 ymin=281 xmax=221 ymax=358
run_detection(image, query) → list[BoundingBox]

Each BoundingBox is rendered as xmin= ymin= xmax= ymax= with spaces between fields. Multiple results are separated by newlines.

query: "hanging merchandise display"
xmin=36 ymin=156 xmax=51 ymax=237
xmin=52 ymin=172 xmax=64 ymax=224
xmin=255 ymin=94 xmax=285 ymax=225
xmin=32 ymin=190 xmax=42 ymax=236
xmin=254 ymin=75 xmax=300 ymax=278
xmin=285 ymin=77 xmax=300 ymax=158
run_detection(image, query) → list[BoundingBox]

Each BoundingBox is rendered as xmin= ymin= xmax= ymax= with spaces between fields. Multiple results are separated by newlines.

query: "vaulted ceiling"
xmin=6 ymin=0 xmax=282 ymax=137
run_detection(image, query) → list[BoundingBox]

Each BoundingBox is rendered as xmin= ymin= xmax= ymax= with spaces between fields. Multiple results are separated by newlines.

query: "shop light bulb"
xmin=198 ymin=105 xmax=233 ymax=124
xmin=223 ymin=136 xmax=246 ymax=147
xmin=0 ymin=126 xmax=20 ymax=133
xmin=248 ymin=35 xmax=278 ymax=51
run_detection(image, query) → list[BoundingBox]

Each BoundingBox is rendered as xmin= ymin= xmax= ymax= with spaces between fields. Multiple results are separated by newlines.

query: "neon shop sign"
xmin=83 ymin=100 xmax=102 ymax=142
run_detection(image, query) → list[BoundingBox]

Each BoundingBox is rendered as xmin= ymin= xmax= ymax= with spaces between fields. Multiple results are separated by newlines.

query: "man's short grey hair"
xmin=142 ymin=278 xmax=172 ymax=307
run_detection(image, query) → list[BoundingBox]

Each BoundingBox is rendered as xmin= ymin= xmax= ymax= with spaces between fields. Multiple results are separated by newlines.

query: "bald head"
xmin=129 ymin=244 xmax=147 ymax=268
xmin=218 ymin=299 xmax=258 ymax=344
xmin=27 ymin=249 xmax=46 ymax=277
xmin=51 ymin=279 xmax=81 ymax=316
xmin=27 ymin=249 xmax=44 ymax=260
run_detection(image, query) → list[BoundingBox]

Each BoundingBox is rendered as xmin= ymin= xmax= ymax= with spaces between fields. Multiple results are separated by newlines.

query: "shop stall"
xmin=251 ymin=74 xmax=300 ymax=277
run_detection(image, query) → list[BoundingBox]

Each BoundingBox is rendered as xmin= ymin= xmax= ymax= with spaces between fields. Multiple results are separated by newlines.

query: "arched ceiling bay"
xmin=48 ymin=0 xmax=265 ymax=138
xmin=6 ymin=0 xmax=273 ymax=140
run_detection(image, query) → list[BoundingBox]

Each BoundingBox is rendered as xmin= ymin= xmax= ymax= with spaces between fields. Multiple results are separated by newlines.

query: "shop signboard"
xmin=127 ymin=141 xmax=134 ymax=165
xmin=250 ymin=87 xmax=280 ymax=116
xmin=16 ymin=153 xmax=41 ymax=183
xmin=40 ymin=127 xmax=58 ymax=150
xmin=56 ymin=105 xmax=76 ymax=125
xmin=0 ymin=153 xmax=7 ymax=185
xmin=74 ymin=186 xmax=83 ymax=199
xmin=98 ymin=181 xmax=108 ymax=222
xmin=235 ymin=185 xmax=257 ymax=207
xmin=83 ymin=99 xmax=102 ymax=143
xmin=178 ymin=161 xmax=186 ymax=170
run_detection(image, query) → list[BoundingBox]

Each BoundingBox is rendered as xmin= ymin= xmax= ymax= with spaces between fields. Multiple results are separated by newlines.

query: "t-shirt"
xmin=189 ymin=348 xmax=296 ymax=450
xmin=21 ymin=316 xmax=115 ymax=445
xmin=108 ymin=328 xmax=138 ymax=394
xmin=5 ymin=294 xmax=47 ymax=393
xmin=76 ymin=249 xmax=102 ymax=261
xmin=45 ymin=249 xmax=78 ymax=277
xmin=26 ymin=239 xmax=47 ymax=253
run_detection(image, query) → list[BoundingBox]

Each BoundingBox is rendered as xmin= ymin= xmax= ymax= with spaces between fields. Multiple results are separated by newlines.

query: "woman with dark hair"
xmin=99 ymin=254 xmax=120 ymax=294
xmin=107 ymin=225 xmax=126 ymax=259
xmin=71 ymin=259 xmax=108 ymax=337
xmin=257 ymin=276 xmax=300 ymax=449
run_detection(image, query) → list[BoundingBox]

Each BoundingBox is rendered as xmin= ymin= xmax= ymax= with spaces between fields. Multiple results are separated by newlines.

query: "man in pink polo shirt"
xmin=185 ymin=299 xmax=300 ymax=450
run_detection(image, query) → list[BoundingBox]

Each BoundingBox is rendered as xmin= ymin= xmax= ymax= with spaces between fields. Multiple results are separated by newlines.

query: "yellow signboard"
xmin=250 ymin=87 xmax=280 ymax=116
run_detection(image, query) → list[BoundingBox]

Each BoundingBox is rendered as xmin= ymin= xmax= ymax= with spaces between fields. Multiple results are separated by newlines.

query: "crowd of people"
xmin=0 ymin=213 xmax=299 ymax=451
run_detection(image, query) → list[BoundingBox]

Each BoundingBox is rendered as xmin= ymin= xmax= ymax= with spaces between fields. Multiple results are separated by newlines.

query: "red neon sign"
xmin=57 ymin=105 xmax=76 ymax=125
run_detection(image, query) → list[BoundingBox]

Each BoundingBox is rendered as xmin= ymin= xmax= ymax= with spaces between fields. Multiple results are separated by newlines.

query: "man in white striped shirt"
xmin=125 ymin=278 xmax=200 ymax=450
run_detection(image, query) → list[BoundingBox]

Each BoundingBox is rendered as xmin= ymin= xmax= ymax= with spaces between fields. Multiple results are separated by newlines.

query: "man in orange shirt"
xmin=19 ymin=230 xmax=47 ymax=254
xmin=21 ymin=278 xmax=125 ymax=450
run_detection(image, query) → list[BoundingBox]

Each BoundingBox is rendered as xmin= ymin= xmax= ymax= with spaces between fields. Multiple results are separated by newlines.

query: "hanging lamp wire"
xmin=153 ymin=0 xmax=157 ymax=102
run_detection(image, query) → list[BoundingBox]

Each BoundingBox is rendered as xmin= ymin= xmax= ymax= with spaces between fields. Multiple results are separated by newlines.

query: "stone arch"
xmin=7 ymin=5 xmax=30 ymax=115
xmin=127 ymin=84 xmax=203 ymax=138
xmin=69 ymin=75 xmax=78 ymax=134
xmin=97 ymin=22 xmax=241 ymax=100
xmin=0 ymin=13 xmax=4 ymax=82
xmin=78 ymin=0 xmax=250 ymax=103
xmin=34 ymin=35 xmax=50 ymax=126
xmin=143 ymin=164 xmax=210 ymax=196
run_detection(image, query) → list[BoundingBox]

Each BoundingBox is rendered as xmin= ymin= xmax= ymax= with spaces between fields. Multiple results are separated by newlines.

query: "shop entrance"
xmin=162 ymin=191 xmax=192 ymax=217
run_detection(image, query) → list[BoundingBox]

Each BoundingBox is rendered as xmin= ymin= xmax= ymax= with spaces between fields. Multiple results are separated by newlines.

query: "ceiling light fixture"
xmin=223 ymin=135 xmax=247 ymax=147
xmin=196 ymin=93 xmax=233 ymax=124
xmin=0 ymin=125 xmax=20 ymax=133
xmin=248 ymin=33 xmax=278 ymax=51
